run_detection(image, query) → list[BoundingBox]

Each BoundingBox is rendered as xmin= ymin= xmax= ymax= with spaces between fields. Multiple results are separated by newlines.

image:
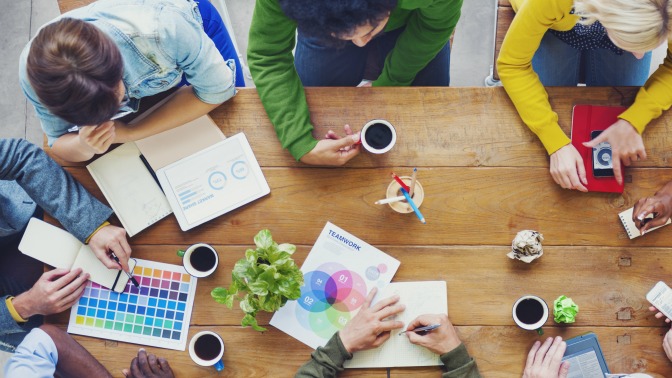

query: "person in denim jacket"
xmin=0 ymin=139 xmax=130 ymax=353
xmin=18 ymin=0 xmax=241 ymax=163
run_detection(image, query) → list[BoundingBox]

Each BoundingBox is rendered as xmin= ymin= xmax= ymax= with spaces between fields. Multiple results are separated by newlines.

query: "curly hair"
xmin=574 ymin=0 xmax=672 ymax=52
xmin=279 ymin=0 xmax=398 ymax=44
xmin=27 ymin=18 xmax=123 ymax=126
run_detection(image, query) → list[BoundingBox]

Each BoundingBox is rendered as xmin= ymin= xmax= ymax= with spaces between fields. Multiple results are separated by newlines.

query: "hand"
xmin=12 ymin=268 xmax=90 ymax=319
xmin=123 ymin=349 xmax=174 ymax=378
xmin=664 ymin=327 xmax=672 ymax=362
xmin=405 ymin=314 xmax=461 ymax=355
xmin=583 ymin=119 xmax=646 ymax=185
xmin=632 ymin=182 xmax=672 ymax=233
xmin=78 ymin=121 xmax=116 ymax=155
xmin=88 ymin=225 xmax=132 ymax=271
xmin=339 ymin=287 xmax=405 ymax=353
xmin=649 ymin=305 xmax=672 ymax=323
xmin=549 ymin=144 xmax=587 ymax=191
xmin=299 ymin=125 xmax=361 ymax=166
xmin=523 ymin=336 xmax=570 ymax=378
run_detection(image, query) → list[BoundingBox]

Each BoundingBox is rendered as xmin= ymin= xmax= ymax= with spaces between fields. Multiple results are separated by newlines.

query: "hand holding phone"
xmin=647 ymin=281 xmax=672 ymax=323
xmin=590 ymin=130 xmax=613 ymax=178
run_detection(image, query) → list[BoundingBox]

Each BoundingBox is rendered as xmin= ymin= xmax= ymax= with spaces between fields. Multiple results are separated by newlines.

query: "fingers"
xmin=574 ymin=158 xmax=588 ymax=191
xmin=378 ymin=319 xmax=405 ymax=333
xmin=406 ymin=315 xmax=433 ymax=331
xmin=58 ymin=274 xmax=89 ymax=308
xmin=525 ymin=340 xmax=541 ymax=369
xmin=147 ymin=353 xmax=160 ymax=374
xmin=559 ymin=361 xmax=570 ymax=378
xmin=372 ymin=331 xmax=392 ymax=347
xmin=533 ymin=337 xmax=554 ymax=366
xmin=137 ymin=349 xmax=154 ymax=376
xmin=109 ymin=241 xmax=131 ymax=272
xmin=375 ymin=302 xmax=405 ymax=321
xmin=583 ymin=132 xmax=606 ymax=148
xmin=158 ymin=357 xmax=172 ymax=373
xmin=361 ymin=287 xmax=377 ymax=310
xmin=370 ymin=294 xmax=400 ymax=313
xmin=52 ymin=268 xmax=84 ymax=290
xmin=130 ymin=356 xmax=142 ymax=377
xmin=542 ymin=337 xmax=566 ymax=371
xmin=612 ymin=154 xmax=623 ymax=185
xmin=567 ymin=169 xmax=587 ymax=192
xmin=343 ymin=124 xmax=354 ymax=135
xmin=41 ymin=268 xmax=71 ymax=281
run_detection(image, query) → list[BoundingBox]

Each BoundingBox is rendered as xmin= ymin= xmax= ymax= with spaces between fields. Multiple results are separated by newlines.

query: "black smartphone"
xmin=591 ymin=130 xmax=613 ymax=177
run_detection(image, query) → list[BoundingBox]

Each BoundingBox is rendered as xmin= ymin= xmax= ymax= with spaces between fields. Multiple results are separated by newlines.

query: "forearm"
xmin=295 ymin=332 xmax=351 ymax=378
xmin=51 ymin=134 xmax=96 ymax=162
xmin=115 ymin=87 xmax=220 ymax=143
xmin=440 ymin=343 xmax=482 ymax=378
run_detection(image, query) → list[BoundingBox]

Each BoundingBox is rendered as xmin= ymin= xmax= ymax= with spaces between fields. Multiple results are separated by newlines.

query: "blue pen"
xmin=400 ymin=187 xmax=426 ymax=224
xmin=399 ymin=323 xmax=441 ymax=335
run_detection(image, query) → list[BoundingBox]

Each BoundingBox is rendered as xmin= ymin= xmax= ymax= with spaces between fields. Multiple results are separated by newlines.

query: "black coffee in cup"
xmin=190 ymin=246 xmax=217 ymax=272
xmin=194 ymin=333 xmax=222 ymax=361
xmin=515 ymin=298 xmax=544 ymax=325
xmin=364 ymin=123 xmax=393 ymax=150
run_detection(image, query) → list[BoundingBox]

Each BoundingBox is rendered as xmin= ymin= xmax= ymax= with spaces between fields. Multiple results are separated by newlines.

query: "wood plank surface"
xmin=58 ymin=166 xmax=672 ymax=247
xmin=62 ymin=325 xmax=671 ymax=377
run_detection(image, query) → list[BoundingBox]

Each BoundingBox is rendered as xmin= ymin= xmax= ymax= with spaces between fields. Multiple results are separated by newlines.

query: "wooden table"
xmin=42 ymin=84 xmax=672 ymax=377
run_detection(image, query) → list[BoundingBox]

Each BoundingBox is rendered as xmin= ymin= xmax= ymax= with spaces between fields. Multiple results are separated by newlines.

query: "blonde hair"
xmin=574 ymin=0 xmax=672 ymax=51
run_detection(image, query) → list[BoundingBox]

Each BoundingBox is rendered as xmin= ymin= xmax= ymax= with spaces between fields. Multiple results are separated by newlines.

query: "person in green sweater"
xmin=248 ymin=0 xmax=463 ymax=166
xmin=295 ymin=287 xmax=481 ymax=377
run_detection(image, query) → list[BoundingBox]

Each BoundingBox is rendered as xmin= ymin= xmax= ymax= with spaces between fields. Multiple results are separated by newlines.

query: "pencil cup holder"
xmin=386 ymin=177 xmax=424 ymax=214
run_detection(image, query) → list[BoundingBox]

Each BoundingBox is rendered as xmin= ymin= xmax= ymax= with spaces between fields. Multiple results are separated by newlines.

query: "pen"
xmin=139 ymin=154 xmax=163 ymax=193
xmin=391 ymin=172 xmax=410 ymax=192
xmin=68 ymin=125 xmax=80 ymax=133
xmin=375 ymin=196 xmax=405 ymax=205
xmin=409 ymin=168 xmax=418 ymax=196
xmin=399 ymin=324 xmax=441 ymax=335
xmin=400 ymin=188 xmax=426 ymax=224
xmin=111 ymin=253 xmax=139 ymax=288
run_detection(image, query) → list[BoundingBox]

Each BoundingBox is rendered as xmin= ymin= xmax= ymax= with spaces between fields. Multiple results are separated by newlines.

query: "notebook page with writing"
xmin=87 ymin=142 xmax=172 ymax=237
xmin=345 ymin=281 xmax=447 ymax=368
xmin=619 ymin=207 xmax=671 ymax=239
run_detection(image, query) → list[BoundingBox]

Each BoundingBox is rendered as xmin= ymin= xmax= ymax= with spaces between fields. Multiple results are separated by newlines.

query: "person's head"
xmin=26 ymin=18 xmax=124 ymax=126
xmin=278 ymin=0 xmax=398 ymax=47
xmin=574 ymin=0 xmax=672 ymax=56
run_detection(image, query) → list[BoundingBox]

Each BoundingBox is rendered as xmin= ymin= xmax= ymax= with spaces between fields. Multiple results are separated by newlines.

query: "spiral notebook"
xmin=619 ymin=207 xmax=671 ymax=239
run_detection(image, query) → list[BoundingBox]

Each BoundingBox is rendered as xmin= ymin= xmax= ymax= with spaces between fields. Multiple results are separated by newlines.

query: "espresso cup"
xmin=177 ymin=243 xmax=219 ymax=278
xmin=360 ymin=119 xmax=397 ymax=154
xmin=512 ymin=295 xmax=549 ymax=335
xmin=188 ymin=331 xmax=225 ymax=371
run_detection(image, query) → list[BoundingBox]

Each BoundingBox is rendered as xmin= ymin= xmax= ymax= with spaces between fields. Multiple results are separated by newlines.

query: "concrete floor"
xmin=0 ymin=0 xmax=665 ymax=373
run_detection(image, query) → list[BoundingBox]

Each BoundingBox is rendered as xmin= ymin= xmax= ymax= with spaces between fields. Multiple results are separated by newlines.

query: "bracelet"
xmin=85 ymin=221 xmax=110 ymax=244
xmin=5 ymin=297 xmax=28 ymax=323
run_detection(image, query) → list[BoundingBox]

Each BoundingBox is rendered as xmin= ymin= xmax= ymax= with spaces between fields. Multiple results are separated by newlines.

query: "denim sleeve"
xmin=0 ymin=296 xmax=26 ymax=349
xmin=159 ymin=7 xmax=236 ymax=105
xmin=0 ymin=139 xmax=112 ymax=242
xmin=18 ymin=46 xmax=74 ymax=147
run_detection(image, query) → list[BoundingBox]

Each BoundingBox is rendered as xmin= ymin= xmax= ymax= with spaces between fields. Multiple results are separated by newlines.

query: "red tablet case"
xmin=570 ymin=105 xmax=626 ymax=193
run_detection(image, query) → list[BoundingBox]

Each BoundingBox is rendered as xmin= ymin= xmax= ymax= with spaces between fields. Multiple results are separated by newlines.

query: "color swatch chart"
xmin=67 ymin=259 xmax=197 ymax=351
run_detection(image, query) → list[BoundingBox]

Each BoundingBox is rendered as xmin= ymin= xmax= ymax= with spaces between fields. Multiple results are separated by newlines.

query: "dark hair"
xmin=279 ymin=0 xmax=398 ymax=44
xmin=26 ymin=18 xmax=123 ymax=126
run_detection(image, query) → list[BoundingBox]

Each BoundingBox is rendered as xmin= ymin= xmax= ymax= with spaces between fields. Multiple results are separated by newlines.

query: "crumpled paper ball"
xmin=507 ymin=230 xmax=544 ymax=263
xmin=553 ymin=295 xmax=579 ymax=323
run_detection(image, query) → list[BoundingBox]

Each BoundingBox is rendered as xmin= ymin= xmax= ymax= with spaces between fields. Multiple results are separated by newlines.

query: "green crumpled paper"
xmin=554 ymin=295 xmax=579 ymax=323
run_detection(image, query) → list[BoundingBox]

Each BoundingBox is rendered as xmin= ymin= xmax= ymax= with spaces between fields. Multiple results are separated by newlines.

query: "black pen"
xmin=399 ymin=324 xmax=441 ymax=336
xmin=111 ymin=253 xmax=139 ymax=288
xmin=139 ymin=154 xmax=163 ymax=193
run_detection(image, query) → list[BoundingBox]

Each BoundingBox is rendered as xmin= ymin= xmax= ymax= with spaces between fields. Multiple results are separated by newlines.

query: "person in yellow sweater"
xmin=497 ymin=0 xmax=671 ymax=191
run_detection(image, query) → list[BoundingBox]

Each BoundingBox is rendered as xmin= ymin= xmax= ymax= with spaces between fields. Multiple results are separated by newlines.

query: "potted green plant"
xmin=211 ymin=229 xmax=304 ymax=331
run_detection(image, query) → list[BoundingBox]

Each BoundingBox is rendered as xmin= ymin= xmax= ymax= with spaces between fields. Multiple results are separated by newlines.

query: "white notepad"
xmin=344 ymin=281 xmax=447 ymax=368
xmin=87 ymin=142 xmax=172 ymax=237
xmin=619 ymin=207 xmax=671 ymax=239
xmin=156 ymin=133 xmax=270 ymax=231
xmin=18 ymin=218 xmax=134 ymax=292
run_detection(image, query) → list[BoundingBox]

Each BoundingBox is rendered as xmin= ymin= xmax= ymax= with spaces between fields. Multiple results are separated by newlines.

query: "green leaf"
xmin=241 ymin=314 xmax=266 ymax=332
xmin=277 ymin=243 xmax=296 ymax=255
xmin=248 ymin=280 xmax=269 ymax=296
xmin=259 ymin=294 xmax=282 ymax=312
xmin=245 ymin=248 xmax=258 ymax=263
xmin=258 ymin=266 xmax=278 ymax=291
xmin=211 ymin=287 xmax=229 ymax=300
xmin=240 ymin=297 xmax=255 ymax=314
xmin=254 ymin=229 xmax=273 ymax=250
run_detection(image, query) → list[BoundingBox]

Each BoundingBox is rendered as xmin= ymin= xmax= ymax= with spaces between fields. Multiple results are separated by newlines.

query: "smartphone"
xmin=646 ymin=281 xmax=672 ymax=320
xmin=591 ymin=130 xmax=614 ymax=177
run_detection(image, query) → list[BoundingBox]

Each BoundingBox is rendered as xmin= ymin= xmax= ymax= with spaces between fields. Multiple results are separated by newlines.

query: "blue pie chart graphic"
xmin=208 ymin=171 xmax=227 ymax=190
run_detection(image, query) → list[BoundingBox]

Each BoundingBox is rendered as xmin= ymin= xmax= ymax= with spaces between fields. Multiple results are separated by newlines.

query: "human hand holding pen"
xmin=632 ymin=181 xmax=672 ymax=233
xmin=88 ymin=225 xmax=132 ymax=271
xmin=404 ymin=314 xmax=461 ymax=355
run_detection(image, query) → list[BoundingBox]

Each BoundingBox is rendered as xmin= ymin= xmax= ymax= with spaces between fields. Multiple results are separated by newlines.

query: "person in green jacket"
xmin=248 ymin=0 xmax=463 ymax=166
xmin=295 ymin=287 xmax=481 ymax=377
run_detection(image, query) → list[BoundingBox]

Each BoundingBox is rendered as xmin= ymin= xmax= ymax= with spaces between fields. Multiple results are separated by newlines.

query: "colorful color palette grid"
xmin=67 ymin=259 xmax=198 ymax=351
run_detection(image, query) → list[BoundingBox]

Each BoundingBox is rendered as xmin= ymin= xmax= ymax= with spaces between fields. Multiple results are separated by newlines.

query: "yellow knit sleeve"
xmin=619 ymin=42 xmax=672 ymax=133
xmin=497 ymin=0 xmax=577 ymax=155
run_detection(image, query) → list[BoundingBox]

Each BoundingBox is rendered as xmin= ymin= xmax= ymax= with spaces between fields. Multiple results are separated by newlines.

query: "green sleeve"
xmin=295 ymin=332 xmax=352 ymax=378
xmin=247 ymin=0 xmax=318 ymax=160
xmin=440 ymin=343 xmax=482 ymax=378
xmin=374 ymin=0 xmax=463 ymax=86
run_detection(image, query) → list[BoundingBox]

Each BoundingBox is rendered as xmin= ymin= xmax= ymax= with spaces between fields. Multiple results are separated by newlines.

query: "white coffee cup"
xmin=188 ymin=331 xmax=225 ymax=371
xmin=360 ymin=119 xmax=397 ymax=154
xmin=176 ymin=243 xmax=219 ymax=278
xmin=512 ymin=295 xmax=549 ymax=335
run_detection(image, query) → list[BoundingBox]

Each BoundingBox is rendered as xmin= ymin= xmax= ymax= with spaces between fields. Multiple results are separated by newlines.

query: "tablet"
xmin=562 ymin=333 xmax=610 ymax=377
xmin=156 ymin=133 xmax=270 ymax=231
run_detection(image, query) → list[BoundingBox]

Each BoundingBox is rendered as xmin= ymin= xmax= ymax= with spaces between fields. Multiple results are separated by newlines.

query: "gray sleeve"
xmin=0 ymin=139 xmax=112 ymax=242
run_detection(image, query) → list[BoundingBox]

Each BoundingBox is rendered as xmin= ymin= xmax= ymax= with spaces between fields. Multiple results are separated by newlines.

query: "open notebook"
xmin=18 ymin=218 xmax=134 ymax=292
xmin=344 ymin=281 xmax=448 ymax=368
xmin=619 ymin=207 xmax=671 ymax=239
xmin=86 ymin=115 xmax=225 ymax=237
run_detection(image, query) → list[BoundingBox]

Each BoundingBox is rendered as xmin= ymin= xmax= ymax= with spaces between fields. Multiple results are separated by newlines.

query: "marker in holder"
xmin=385 ymin=176 xmax=425 ymax=214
